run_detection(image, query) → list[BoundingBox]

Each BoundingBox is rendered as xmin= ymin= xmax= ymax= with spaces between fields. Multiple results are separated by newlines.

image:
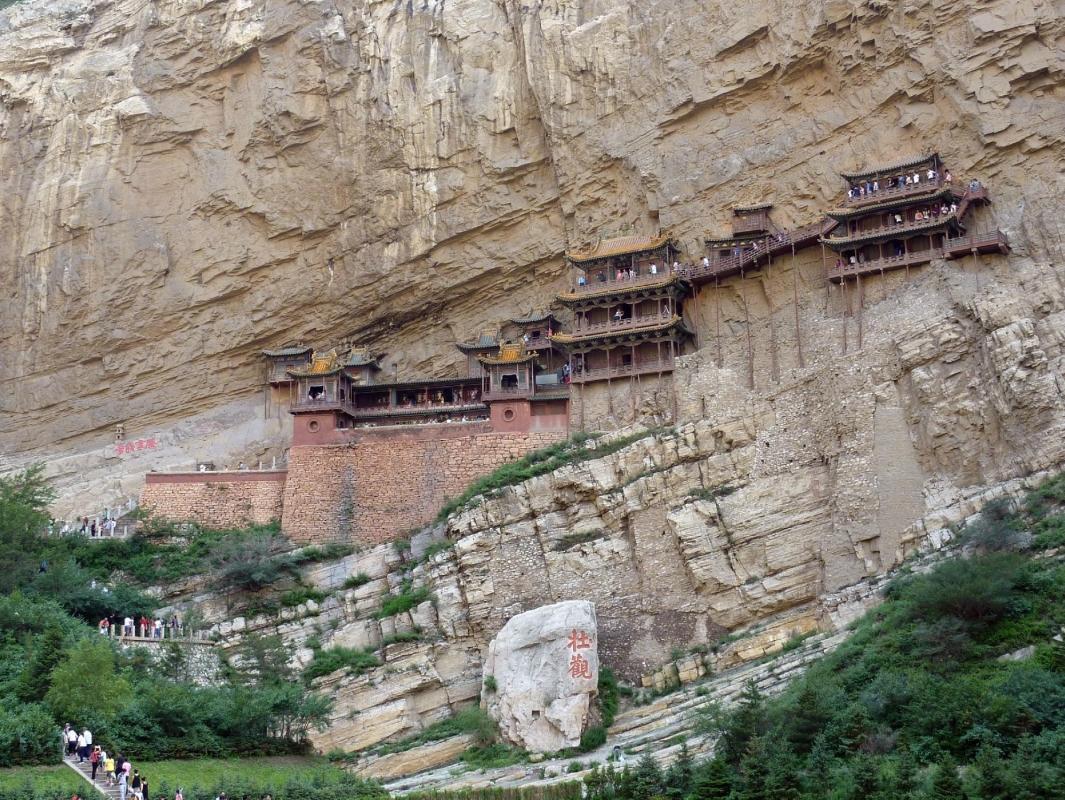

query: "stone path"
xmin=381 ymin=629 xmax=848 ymax=793
xmin=63 ymin=756 xmax=121 ymax=800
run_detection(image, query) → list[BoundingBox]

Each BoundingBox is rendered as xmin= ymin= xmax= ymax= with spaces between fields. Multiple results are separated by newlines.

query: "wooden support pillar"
xmin=715 ymin=277 xmax=723 ymax=368
xmin=791 ymin=243 xmax=804 ymax=369
xmin=742 ymin=267 xmax=754 ymax=389
xmin=857 ymin=272 xmax=864 ymax=351
xmin=841 ymin=277 xmax=849 ymax=355
xmin=766 ymin=239 xmax=778 ymax=384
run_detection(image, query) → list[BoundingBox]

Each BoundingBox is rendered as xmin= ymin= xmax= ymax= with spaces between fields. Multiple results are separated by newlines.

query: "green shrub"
xmin=597 ymin=667 xmax=619 ymax=728
xmin=303 ymin=646 xmax=381 ymax=682
xmin=567 ymin=760 xmax=584 ymax=773
xmin=380 ymin=630 xmax=423 ymax=647
xmin=376 ymin=583 xmax=431 ymax=619
xmin=280 ymin=586 xmax=328 ymax=608
xmin=579 ymin=725 xmax=607 ymax=751
xmin=483 ymin=674 xmax=498 ymax=693
xmin=343 ymin=573 xmax=372 ymax=590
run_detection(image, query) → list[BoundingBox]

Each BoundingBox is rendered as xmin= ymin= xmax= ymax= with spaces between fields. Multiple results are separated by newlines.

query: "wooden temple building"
xmin=552 ymin=234 xmax=693 ymax=384
xmin=821 ymin=153 xmax=1009 ymax=281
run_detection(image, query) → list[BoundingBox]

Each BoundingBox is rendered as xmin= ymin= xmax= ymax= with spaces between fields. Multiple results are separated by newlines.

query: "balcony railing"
xmin=843 ymin=177 xmax=946 ymax=207
xmin=824 ymin=213 xmax=957 ymax=245
xmin=570 ymin=358 xmax=676 ymax=383
xmin=571 ymin=267 xmax=676 ymax=294
xmin=685 ymin=218 xmax=831 ymax=284
xmin=827 ymin=249 xmax=941 ymax=280
xmin=945 ymin=228 xmax=1008 ymax=256
xmin=575 ymin=311 xmax=674 ymax=335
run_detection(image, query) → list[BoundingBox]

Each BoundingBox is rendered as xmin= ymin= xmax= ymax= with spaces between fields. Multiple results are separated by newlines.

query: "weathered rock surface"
xmin=2 ymin=0 xmax=1063 ymax=521
xmin=482 ymin=600 xmax=598 ymax=753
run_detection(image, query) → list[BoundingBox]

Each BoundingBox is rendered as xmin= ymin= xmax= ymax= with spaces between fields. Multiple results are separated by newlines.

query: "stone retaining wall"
xmin=140 ymin=470 xmax=286 ymax=528
xmin=282 ymin=425 xmax=564 ymax=545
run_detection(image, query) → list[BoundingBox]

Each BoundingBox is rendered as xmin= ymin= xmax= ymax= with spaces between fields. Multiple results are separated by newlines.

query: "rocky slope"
xmin=2 ymin=0 xmax=1063 ymax=518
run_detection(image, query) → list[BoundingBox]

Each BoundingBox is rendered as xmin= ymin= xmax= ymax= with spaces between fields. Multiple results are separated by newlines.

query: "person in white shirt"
xmin=701 ymin=256 xmax=710 ymax=268
xmin=76 ymin=732 xmax=87 ymax=762
xmin=650 ymin=263 xmax=658 ymax=275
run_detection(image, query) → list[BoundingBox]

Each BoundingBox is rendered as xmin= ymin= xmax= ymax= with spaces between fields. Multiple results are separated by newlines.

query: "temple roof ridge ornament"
xmin=345 ymin=345 xmax=381 ymax=368
xmin=840 ymin=152 xmax=938 ymax=182
xmin=732 ymin=202 xmax=773 ymax=213
xmin=478 ymin=341 xmax=538 ymax=365
xmin=287 ymin=348 xmax=342 ymax=377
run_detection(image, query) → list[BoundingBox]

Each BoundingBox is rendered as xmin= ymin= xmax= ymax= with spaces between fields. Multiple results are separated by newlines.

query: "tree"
xmin=664 ymin=742 xmax=694 ymax=799
xmin=926 ymin=756 xmax=965 ymax=800
xmin=788 ymin=683 xmax=831 ymax=753
xmin=630 ymin=752 xmax=665 ymax=799
xmin=45 ymin=638 xmax=130 ymax=723
xmin=687 ymin=757 xmax=732 ymax=800
xmin=718 ymin=680 xmax=766 ymax=766
xmin=0 ymin=465 xmax=55 ymax=592
xmin=968 ymin=745 xmax=1008 ymax=800
xmin=16 ymin=626 xmax=67 ymax=703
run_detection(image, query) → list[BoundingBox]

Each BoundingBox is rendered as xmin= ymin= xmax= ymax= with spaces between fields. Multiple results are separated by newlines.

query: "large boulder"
xmin=482 ymin=600 xmax=598 ymax=752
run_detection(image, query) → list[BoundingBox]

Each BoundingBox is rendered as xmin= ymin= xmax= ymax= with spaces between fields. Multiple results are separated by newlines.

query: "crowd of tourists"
xmin=847 ymin=167 xmax=952 ymax=199
xmin=63 ymin=724 xmax=183 ymax=800
xmin=97 ymin=613 xmax=184 ymax=639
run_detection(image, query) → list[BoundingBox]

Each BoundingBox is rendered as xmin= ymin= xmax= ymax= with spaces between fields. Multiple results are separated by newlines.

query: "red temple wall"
xmin=140 ymin=470 xmax=287 ymax=529
xmin=280 ymin=425 xmax=565 ymax=545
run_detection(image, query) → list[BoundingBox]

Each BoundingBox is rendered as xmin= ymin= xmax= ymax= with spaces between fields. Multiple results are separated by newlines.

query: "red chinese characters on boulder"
xmin=115 ymin=438 xmax=158 ymax=456
xmin=567 ymin=628 xmax=593 ymax=679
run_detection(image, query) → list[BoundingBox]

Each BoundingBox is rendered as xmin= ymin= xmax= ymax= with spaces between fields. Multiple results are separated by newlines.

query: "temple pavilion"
xmin=822 ymin=153 xmax=1009 ymax=280
xmin=552 ymin=233 xmax=693 ymax=382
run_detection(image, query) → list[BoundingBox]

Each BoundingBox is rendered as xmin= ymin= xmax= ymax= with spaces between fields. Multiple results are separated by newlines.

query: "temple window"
xmin=309 ymin=385 xmax=325 ymax=400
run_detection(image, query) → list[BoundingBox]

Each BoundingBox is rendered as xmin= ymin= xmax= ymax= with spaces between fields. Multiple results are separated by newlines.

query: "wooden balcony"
xmin=731 ymin=214 xmax=772 ymax=236
xmin=685 ymin=219 xmax=833 ymax=284
xmin=574 ymin=311 xmax=674 ymax=336
xmin=945 ymin=229 xmax=1009 ymax=257
xmin=826 ymin=229 xmax=1008 ymax=281
xmin=571 ymin=267 xmax=676 ymax=295
xmin=824 ymin=213 xmax=956 ymax=246
xmin=843 ymin=177 xmax=945 ymax=207
xmin=570 ymin=358 xmax=676 ymax=384
xmin=293 ymin=397 xmax=487 ymax=419
xmin=482 ymin=386 xmax=534 ymax=401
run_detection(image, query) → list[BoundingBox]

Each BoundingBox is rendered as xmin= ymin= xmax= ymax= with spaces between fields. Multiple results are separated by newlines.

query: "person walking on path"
xmin=66 ymin=726 xmax=77 ymax=756
xmin=104 ymin=752 xmax=116 ymax=787
xmin=118 ymin=769 xmax=128 ymax=800
xmin=76 ymin=731 xmax=86 ymax=762
xmin=90 ymin=746 xmax=101 ymax=781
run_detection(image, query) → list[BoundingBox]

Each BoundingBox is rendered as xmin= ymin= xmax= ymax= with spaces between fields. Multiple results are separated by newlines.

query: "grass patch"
xmin=420 ymin=540 xmax=454 ymax=562
xmin=280 ymin=586 xmax=329 ymax=608
xmin=343 ymin=572 xmax=372 ymax=590
xmin=294 ymin=543 xmax=355 ymax=564
xmin=685 ymin=484 xmax=737 ymax=503
xmin=377 ymin=582 xmax=431 ymax=619
xmin=0 ymin=765 xmax=80 ymax=795
xmin=381 ymin=629 xmax=423 ymax=647
xmin=436 ymin=429 xmax=671 ymax=522
xmin=369 ymin=706 xmax=499 ymax=756
xmin=460 ymin=743 xmax=527 ymax=769
xmin=304 ymin=646 xmax=381 ymax=682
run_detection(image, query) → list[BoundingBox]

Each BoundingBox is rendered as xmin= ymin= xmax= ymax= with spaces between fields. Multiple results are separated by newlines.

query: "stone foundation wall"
xmin=282 ymin=425 xmax=565 ymax=545
xmin=569 ymin=373 xmax=676 ymax=432
xmin=140 ymin=471 xmax=286 ymax=528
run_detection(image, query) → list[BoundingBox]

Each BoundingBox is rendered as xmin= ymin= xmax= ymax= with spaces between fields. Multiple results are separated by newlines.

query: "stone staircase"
xmin=63 ymin=755 xmax=121 ymax=799
xmin=382 ymin=629 xmax=848 ymax=793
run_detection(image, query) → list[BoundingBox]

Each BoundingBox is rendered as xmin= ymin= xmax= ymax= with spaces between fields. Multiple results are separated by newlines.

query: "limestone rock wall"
xmin=2 ymin=0 xmax=1063 ymax=521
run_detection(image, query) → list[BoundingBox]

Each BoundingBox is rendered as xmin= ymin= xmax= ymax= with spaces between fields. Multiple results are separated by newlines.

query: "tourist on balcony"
xmin=913 ymin=171 xmax=921 ymax=183
xmin=941 ymin=203 xmax=950 ymax=216
xmin=614 ymin=308 xmax=624 ymax=321
xmin=629 ymin=267 xmax=637 ymax=279
xmin=950 ymin=202 xmax=958 ymax=215
xmin=597 ymin=270 xmax=606 ymax=282
xmin=577 ymin=274 xmax=587 ymax=287
xmin=927 ymin=168 xmax=936 ymax=181
xmin=945 ymin=170 xmax=953 ymax=183
xmin=650 ymin=262 xmax=658 ymax=275
xmin=701 ymin=255 xmax=710 ymax=268
xmin=615 ymin=268 xmax=624 ymax=281
xmin=894 ymin=213 xmax=903 ymax=225
xmin=904 ymin=174 xmax=913 ymax=185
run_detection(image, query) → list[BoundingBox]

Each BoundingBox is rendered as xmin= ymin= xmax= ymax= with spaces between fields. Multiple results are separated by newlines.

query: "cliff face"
xmin=2 ymin=0 xmax=1063 ymax=515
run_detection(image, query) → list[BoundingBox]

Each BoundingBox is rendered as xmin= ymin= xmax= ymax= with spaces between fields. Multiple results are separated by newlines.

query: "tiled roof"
xmin=287 ymin=349 xmax=342 ymax=377
xmin=456 ymin=329 xmax=500 ymax=352
xmin=510 ymin=311 xmax=556 ymax=325
xmin=823 ymin=215 xmax=957 ymax=248
xmin=479 ymin=342 xmax=538 ymax=365
xmin=828 ymin=187 xmax=955 ymax=220
xmin=262 ymin=345 xmax=312 ymax=358
xmin=733 ymin=203 xmax=773 ymax=213
xmin=345 ymin=346 xmax=380 ymax=368
xmin=840 ymin=153 xmax=938 ymax=182
xmin=567 ymin=233 xmax=671 ymax=264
